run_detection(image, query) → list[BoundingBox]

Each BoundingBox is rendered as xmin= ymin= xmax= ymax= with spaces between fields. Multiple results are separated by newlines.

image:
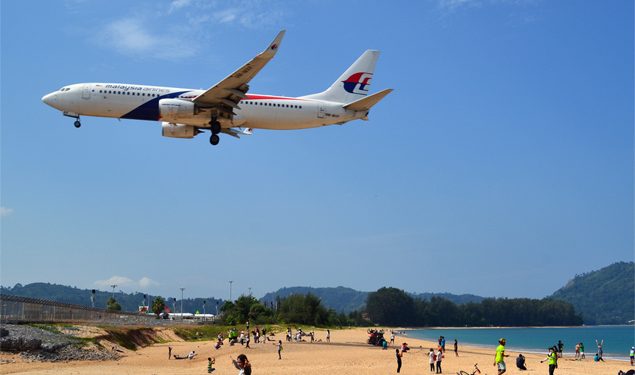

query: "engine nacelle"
xmin=161 ymin=122 xmax=200 ymax=139
xmin=159 ymin=98 xmax=197 ymax=122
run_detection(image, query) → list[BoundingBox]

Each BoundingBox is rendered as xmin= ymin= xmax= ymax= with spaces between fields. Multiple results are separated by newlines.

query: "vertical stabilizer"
xmin=302 ymin=50 xmax=380 ymax=104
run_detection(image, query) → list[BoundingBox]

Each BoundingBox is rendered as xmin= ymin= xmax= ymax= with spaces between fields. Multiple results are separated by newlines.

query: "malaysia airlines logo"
xmin=342 ymin=72 xmax=373 ymax=95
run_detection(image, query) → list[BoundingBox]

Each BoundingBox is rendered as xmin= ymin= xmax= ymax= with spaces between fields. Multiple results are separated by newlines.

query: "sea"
xmin=405 ymin=326 xmax=635 ymax=360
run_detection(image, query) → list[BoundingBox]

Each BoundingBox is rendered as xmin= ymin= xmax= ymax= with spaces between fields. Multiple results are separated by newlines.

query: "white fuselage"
xmin=42 ymin=83 xmax=365 ymax=130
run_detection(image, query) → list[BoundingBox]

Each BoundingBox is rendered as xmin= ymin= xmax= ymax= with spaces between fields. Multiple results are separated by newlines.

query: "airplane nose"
xmin=42 ymin=92 xmax=56 ymax=106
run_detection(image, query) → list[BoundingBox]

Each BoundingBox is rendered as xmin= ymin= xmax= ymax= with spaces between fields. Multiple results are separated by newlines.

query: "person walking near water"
xmin=454 ymin=339 xmax=458 ymax=357
xmin=494 ymin=338 xmax=509 ymax=375
xmin=168 ymin=346 xmax=172 ymax=359
xmin=541 ymin=347 xmax=558 ymax=375
xmin=395 ymin=348 xmax=403 ymax=373
xmin=579 ymin=342 xmax=585 ymax=359
xmin=630 ymin=346 xmax=634 ymax=366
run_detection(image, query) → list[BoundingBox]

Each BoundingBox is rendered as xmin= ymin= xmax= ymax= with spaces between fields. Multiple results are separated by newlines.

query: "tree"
xmin=106 ymin=297 xmax=122 ymax=311
xmin=366 ymin=287 xmax=416 ymax=326
xmin=152 ymin=296 xmax=166 ymax=316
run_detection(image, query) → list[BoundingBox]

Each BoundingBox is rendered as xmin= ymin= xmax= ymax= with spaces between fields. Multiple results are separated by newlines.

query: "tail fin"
xmin=302 ymin=50 xmax=380 ymax=103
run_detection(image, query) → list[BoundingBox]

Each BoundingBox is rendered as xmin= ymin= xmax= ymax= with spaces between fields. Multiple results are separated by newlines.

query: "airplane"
xmin=41 ymin=30 xmax=392 ymax=146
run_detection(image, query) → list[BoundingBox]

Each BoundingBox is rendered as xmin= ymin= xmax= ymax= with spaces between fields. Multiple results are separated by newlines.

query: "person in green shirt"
xmin=494 ymin=338 xmax=509 ymax=375
xmin=541 ymin=347 xmax=558 ymax=375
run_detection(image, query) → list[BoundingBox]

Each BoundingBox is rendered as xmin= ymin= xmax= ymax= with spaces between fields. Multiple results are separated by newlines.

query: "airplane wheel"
xmin=211 ymin=121 xmax=221 ymax=134
xmin=74 ymin=120 xmax=81 ymax=128
xmin=210 ymin=134 xmax=220 ymax=145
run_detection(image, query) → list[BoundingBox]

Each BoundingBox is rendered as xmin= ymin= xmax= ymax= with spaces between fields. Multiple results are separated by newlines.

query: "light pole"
xmin=203 ymin=300 xmax=206 ymax=321
xmin=229 ymin=281 xmax=233 ymax=301
xmin=180 ymin=288 xmax=185 ymax=317
xmin=110 ymin=284 xmax=117 ymax=299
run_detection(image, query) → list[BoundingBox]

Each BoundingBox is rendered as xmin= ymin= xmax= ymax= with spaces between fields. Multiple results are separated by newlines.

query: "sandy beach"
xmin=1 ymin=328 xmax=630 ymax=374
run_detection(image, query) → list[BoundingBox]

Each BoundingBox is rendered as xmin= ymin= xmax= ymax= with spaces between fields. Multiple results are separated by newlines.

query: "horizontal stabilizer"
xmin=343 ymin=89 xmax=393 ymax=111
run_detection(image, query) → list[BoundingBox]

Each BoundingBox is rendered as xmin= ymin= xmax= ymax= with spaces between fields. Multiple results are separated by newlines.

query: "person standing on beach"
xmin=579 ymin=342 xmax=585 ymax=359
xmin=428 ymin=348 xmax=436 ymax=372
xmin=326 ymin=329 xmax=331 ymax=343
xmin=435 ymin=347 xmax=443 ymax=373
xmin=541 ymin=347 xmax=558 ymax=375
xmin=596 ymin=339 xmax=604 ymax=358
xmin=494 ymin=338 xmax=509 ymax=375
xmin=454 ymin=339 xmax=458 ymax=357
xmin=575 ymin=343 xmax=580 ymax=359
xmin=557 ymin=340 xmax=564 ymax=358
xmin=630 ymin=346 xmax=634 ymax=365
xmin=395 ymin=348 xmax=403 ymax=373
xmin=276 ymin=340 xmax=283 ymax=359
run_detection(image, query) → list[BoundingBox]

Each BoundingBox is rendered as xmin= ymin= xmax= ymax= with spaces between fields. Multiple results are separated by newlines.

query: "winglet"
xmin=262 ymin=30 xmax=286 ymax=58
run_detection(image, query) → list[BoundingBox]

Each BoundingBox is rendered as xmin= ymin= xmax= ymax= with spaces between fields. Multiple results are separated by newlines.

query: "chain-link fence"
xmin=0 ymin=294 xmax=157 ymax=324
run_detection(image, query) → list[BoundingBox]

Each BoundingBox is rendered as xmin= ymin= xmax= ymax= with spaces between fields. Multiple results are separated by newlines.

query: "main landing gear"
xmin=209 ymin=118 xmax=221 ymax=146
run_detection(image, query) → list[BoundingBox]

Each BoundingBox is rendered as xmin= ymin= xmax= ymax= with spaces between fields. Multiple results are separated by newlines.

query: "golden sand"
xmin=0 ymin=328 xmax=629 ymax=374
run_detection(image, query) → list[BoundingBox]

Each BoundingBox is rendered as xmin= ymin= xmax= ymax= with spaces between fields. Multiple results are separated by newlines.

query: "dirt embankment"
xmin=0 ymin=324 xmax=183 ymax=362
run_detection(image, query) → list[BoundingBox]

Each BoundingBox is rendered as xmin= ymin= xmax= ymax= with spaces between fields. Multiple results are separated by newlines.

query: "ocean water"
xmin=406 ymin=326 xmax=635 ymax=360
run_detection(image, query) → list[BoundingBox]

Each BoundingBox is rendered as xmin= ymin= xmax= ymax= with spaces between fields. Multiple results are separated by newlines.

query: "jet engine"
xmin=161 ymin=122 xmax=200 ymax=138
xmin=159 ymin=98 xmax=197 ymax=122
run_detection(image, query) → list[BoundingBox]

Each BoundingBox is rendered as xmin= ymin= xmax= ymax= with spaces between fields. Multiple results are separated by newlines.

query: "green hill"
xmin=550 ymin=261 xmax=634 ymax=324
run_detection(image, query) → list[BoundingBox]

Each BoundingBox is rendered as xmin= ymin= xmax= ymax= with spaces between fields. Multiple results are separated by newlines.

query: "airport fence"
xmin=0 ymin=294 xmax=157 ymax=325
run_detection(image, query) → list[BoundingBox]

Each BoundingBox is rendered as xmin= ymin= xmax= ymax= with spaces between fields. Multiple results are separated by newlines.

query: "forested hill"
xmin=260 ymin=287 xmax=368 ymax=313
xmin=260 ymin=287 xmax=485 ymax=313
xmin=550 ymin=261 xmax=634 ymax=325
xmin=0 ymin=283 xmax=223 ymax=314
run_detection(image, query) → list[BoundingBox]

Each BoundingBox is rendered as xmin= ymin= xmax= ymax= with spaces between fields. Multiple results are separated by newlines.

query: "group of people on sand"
xmin=394 ymin=335 xmax=451 ymax=374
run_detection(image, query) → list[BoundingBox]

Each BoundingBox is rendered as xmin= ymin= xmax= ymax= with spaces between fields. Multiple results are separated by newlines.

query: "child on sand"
xmin=395 ymin=348 xmax=403 ymax=373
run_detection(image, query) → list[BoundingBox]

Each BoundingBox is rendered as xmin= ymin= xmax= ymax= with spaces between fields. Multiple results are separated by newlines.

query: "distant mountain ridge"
xmin=549 ymin=261 xmax=634 ymax=325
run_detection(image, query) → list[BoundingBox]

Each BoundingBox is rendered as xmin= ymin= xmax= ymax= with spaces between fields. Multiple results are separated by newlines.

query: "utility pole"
xmin=248 ymin=287 xmax=252 ymax=296
xmin=229 ymin=281 xmax=233 ymax=301
xmin=203 ymin=300 xmax=206 ymax=321
xmin=180 ymin=288 xmax=185 ymax=317
xmin=110 ymin=284 xmax=117 ymax=299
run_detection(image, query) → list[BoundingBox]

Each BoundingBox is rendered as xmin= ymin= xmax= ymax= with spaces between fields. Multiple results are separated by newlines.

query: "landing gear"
xmin=209 ymin=117 xmax=221 ymax=146
xmin=73 ymin=120 xmax=81 ymax=128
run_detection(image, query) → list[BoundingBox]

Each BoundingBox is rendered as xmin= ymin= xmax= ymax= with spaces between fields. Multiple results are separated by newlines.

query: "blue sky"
xmin=1 ymin=0 xmax=632 ymax=301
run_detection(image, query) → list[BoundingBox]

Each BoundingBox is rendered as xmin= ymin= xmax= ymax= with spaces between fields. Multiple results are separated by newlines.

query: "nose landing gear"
xmin=64 ymin=112 xmax=81 ymax=128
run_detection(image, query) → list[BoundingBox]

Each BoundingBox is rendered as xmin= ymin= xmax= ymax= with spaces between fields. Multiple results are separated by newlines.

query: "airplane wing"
xmin=193 ymin=30 xmax=285 ymax=119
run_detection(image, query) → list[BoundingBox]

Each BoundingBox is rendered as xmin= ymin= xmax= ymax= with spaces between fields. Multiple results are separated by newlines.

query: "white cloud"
xmin=213 ymin=8 xmax=239 ymax=24
xmin=1 ymin=207 xmax=14 ymax=218
xmin=95 ymin=275 xmax=134 ymax=288
xmin=97 ymin=18 xmax=197 ymax=60
xmin=139 ymin=276 xmax=159 ymax=289
xmin=169 ymin=0 xmax=193 ymax=13
xmin=95 ymin=275 xmax=160 ymax=290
